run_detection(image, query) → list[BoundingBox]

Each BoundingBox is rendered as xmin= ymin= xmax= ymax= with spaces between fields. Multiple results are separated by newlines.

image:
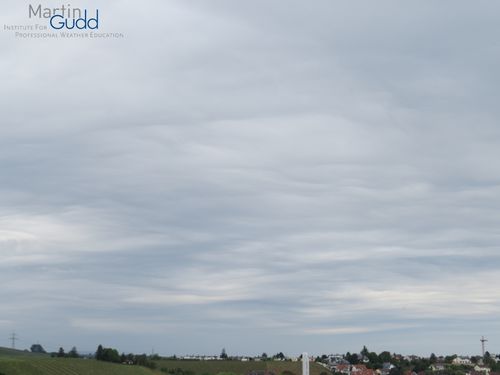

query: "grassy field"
xmin=0 ymin=357 xmax=161 ymax=375
xmin=0 ymin=348 xmax=160 ymax=375
xmin=0 ymin=347 xmax=330 ymax=375
xmin=154 ymin=360 xmax=330 ymax=375
xmin=0 ymin=347 xmax=47 ymax=357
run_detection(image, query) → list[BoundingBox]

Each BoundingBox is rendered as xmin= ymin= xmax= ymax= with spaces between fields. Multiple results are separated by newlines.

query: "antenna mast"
xmin=9 ymin=332 xmax=18 ymax=349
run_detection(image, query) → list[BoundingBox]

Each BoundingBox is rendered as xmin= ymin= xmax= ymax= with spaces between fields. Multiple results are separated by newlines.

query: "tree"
xmin=96 ymin=345 xmax=104 ymax=360
xmin=220 ymin=348 xmax=228 ymax=359
xmin=30 ymin=344 xmax=46 ymax=354
xmin=57 ymin=347 xmax=65 ymax=357
xmin=445 ymin=355 xmax=457 ymax=364
xmin=136 ymin=354 xmax=148 ymax=366
xmin=412 ymin=358 xmax=430 ymax=373
xmin=389 ymin=367 xmax=403 ymax=375
xmin=274 ymin=352 xmax=285 ymax=360
xmin=361 ymin=346 xmax=370 ymax=357
xmin=101 ymin=348 xmax=121 ymax=363
xmin=379 ymin=351 xmax=392 ymax=363
xmin=367 ymin=352 xmax=380 ymax=367
xmin=68 ymin=347 xmax=79 ymax=358
xmin=95 ymin=345 xmax=120 ymax=363
xmin=262 ymin=353 xmax=268 ymax=360
xmin=346 ymin=352 xmax=360 ymax=365
xmin=484 ymin=352 xmax=495 ymax=368
xmin=430 ymin=353 xmax=437 ymax=364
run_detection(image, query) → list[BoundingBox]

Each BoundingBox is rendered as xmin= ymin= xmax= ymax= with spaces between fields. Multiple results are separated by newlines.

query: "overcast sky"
xmin=1 ymin=0 xmax=500 ymax=357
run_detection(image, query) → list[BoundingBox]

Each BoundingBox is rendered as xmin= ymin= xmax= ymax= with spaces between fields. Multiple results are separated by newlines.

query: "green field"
xmin=0 ymin=348 xmax=159 ymax=375
xmin=0 ymin=347 xmax=330 ymax=375
xmin=0 ymin=347 xmax=47 ymax=357
xmin=0 ymin=357 xmax=160 ymax=375
xmin=154 ymin=360 xmax=330 ymax=375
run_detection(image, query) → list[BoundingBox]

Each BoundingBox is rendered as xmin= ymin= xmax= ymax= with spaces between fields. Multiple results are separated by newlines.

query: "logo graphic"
xmin=29 ymin=5 xmax=99 ymax=30
xmin=3 ymin=4 xmax=124 ymax=39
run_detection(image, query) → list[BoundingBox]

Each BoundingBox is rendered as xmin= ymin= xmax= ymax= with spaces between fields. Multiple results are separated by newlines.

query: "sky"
xmin=1 ymin=0 xmax=500 ymax=357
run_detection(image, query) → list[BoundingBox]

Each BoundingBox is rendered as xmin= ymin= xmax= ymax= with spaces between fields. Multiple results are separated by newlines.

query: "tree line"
xmin=95 ymin=344 xmax=158 ymax=369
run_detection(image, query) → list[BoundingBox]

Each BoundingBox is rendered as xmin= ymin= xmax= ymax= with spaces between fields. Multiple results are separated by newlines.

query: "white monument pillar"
xmin=302 ymin=353 xmax=310 ymax=375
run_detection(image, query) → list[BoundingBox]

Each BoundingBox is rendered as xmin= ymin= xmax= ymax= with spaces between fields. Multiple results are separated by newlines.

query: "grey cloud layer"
xmin=1 ymin=0 xmax=500 ymax=356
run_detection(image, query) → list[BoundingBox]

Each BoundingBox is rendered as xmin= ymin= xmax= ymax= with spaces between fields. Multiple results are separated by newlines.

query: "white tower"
xmin=481 ymin=336 xmax=488 ymax=357
xmin=302 ymin=353 xmax=310 ymax=375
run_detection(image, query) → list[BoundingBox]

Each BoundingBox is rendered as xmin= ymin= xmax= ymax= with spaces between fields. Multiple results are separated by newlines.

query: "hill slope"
xmin=0 ymin=347 xmax=46 ymax=357
xmin=0 ymin=356 xmax=159 ymax=375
